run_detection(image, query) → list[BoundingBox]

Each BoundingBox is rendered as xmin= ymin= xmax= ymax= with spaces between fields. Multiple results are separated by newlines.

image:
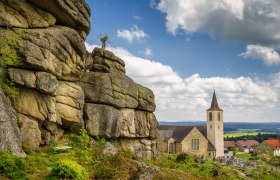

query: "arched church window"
xmin=209 ymin=112 xmax=212 ymax=121
xmin=218 ymin=112 xmax=221 ymax=121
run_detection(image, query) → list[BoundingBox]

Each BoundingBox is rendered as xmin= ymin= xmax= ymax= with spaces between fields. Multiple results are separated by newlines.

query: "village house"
xmin=158 ymin=91 xmax=224 ymax=157
xmin=257 ymin=139 xmax=280 ymax=156
xmin=224 ymin=141 xmax=236 ymax=154
xmin=236 ymin=139 xmax=259 ymax=153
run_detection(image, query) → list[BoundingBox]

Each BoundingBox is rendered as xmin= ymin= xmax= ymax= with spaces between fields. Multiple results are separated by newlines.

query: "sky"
xmin=85 ymin=0 xmax=280 ymax=122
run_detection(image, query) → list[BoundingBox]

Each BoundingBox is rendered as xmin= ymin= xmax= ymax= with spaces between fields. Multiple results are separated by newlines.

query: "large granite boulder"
xmin=14 ymin=88 xmax=57 ymax=122
xmin=91 ymin=48 xmax=126 ymax=74
xmin=0 ymin=26 xmax=87 ymax=81
xmin=119 ymin=139 xmax=157 ymax=160
xmin=0 ymin=89 xmax=25 ymax=156
xmin=84 ymin=105 xmax=158 ymax=139
xmin=56 ymin=81 xmax=84 ymax=127
xmin=84 ymin=103 xmax=123 ymax=138
xmin=18 ymin=113 xmax=41 ymax=151
xmin=0 ymin=0 xmax=56 ymax=28
xmin=9 ymin=68 xmax=58 ymax=95
xmin=80 ymin=72 xmax=139 ymax=109
xmin=28 ymin=0 xmax=90 ymax=38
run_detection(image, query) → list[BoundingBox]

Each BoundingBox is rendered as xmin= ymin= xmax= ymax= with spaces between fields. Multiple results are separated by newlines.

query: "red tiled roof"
xmin=265 ymin=139 xmax=280 ymax=150
xmin=236 ymin=140 xmax=259 ymax=147
xmin=224 ymin=141 xmax=236 ymax=148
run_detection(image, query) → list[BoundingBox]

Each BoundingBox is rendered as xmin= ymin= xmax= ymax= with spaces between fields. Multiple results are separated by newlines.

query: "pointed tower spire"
xmin=207 ymin=90 xmax=222 ymax=111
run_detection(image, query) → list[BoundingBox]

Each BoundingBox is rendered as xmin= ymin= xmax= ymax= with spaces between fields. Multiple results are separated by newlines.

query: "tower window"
xmin=191 ymin=139 xmax=199 ymax=150
xmin=218 ymin=112 xmax=221 ymax=121
xmin=209 ymin=112 xmax=212 ymax=121
xmin=218 ymin=126 xmax=220 ymax=129
xmin=210 ymin=125 xmax=212 ymax=129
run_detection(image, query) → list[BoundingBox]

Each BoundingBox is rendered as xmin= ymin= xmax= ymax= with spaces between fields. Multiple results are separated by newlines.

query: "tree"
xmin=231 ymin=146 xmax=237 ymax=156
xmin=270 ymin=156 xmax=280 ymax=171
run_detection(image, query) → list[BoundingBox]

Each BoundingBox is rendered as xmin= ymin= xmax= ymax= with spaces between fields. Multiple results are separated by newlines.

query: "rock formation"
xmin=0 ymin=0 xmax=158 ymax=159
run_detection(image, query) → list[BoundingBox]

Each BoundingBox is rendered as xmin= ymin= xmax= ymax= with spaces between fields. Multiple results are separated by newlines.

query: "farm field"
xmin=224 ymin=131 xmax=273 ymax=138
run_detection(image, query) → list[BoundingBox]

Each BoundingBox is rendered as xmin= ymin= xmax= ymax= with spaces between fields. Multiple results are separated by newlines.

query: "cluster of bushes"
xmin=0 ymin=151 xmax=28 ymax=180
xmin=146 ymin=153 xmax=216 ymax=177
xmin=48 ymin=128 xmax=134 ymax=179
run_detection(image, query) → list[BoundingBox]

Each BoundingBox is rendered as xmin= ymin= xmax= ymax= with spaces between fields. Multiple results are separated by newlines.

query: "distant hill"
xmin=159 ymin=121 xmax=280 ymax=133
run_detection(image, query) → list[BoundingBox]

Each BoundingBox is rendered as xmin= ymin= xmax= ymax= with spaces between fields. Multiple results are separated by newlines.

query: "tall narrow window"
xmin=191 ymin=139 xmax=199 ymax=150
xmin=209 ymin=112 xmax=212 ymax=121
xmin=218 ymin=112 xmax=221 ymax=121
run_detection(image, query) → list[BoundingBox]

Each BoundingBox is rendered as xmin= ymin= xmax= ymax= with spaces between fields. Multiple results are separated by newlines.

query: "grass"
xmin=234 ymin=153 xmax=253 ymax=160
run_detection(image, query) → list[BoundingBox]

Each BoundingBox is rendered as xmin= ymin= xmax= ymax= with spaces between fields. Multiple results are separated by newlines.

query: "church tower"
xmin=207 ymin=90 xmax=224 ymax=157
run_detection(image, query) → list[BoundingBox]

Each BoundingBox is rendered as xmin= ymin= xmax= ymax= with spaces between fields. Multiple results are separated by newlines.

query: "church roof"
xmin=207 ymin=90 xmax=223 ymax=111
xmin=158 ymin=125 xmax=216 ymax=151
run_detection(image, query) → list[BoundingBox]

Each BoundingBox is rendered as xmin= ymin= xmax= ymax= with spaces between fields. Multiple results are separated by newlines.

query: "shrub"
xmin=94 ymin=164 xmax=117 ymax=179
xmin=70 ymin=128 xmax=93 ymax=166
xmin=0 ymin=151 xmax=28 ymax=180
xmin=176 ymin=153 xmax=188 ymax=162
xmin=22 ymin=142 xmax=33 ymax=155
xmin=1 ymin=80 xmax=19 ymax=98
xmin=50 ymin=160 xmax=89 ymax=180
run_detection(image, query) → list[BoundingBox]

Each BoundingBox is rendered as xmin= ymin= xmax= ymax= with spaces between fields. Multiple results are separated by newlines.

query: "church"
xmin=158 ymin=91 xmax=224 ymax=157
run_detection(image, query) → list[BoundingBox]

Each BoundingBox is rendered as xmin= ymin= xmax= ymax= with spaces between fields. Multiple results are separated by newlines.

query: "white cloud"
xmin=156 ymin=0 xmax=280 ymax=47
xmin=149 ymin=0 xmax=157 ymax=8
xmin=117 ymin=25 xmax=148 ymax=43
xmin=240 ymin=45 xmax=280 ymax=66
xmin=85 ymin=42 xmax=279 ymax=122
xmin=144 ymin=48 xmax=153 ymax=57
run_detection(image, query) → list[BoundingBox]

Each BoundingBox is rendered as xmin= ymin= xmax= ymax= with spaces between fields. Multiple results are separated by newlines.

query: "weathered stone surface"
xmin=41 ymin=128 xmax=51 ymax=145
xmin=80 ymin=72 xmax=139 ymax=109
xmin=0 ymin=0 xmax=56 ymax=28
xmin=84 ymin=103 xmax=123 ymax=138
xmin=80 ymin=71 xmax=155 ymax=112
xmin=147 ymin=113 xmax=158 ymax=139
xmin=3 ymin=26 xmax=87 ymax=81
xmin=28 ymin=0 xmax=90 ymax=37
xmin=35 ymin=72 xmax=58 ymax=95
xmin=120 ymin=109 xmax=157 ymax=139
xmin=120 ymin=108 xmax=136 ymax=137
xmin=118 ymin=139 xmax=157 ymax=160
xmin=9 ymin=68 xmax=58 ymax=95
xmin=18 ymin=113 xmax=41 ymax=151
xmin=138 ymin=85 xmax=156 ymax=112
xmin=8 ymin=68 xmax=36 ymax=89
xmin=102 ymin=142 xmax=118 ymax=156
xmin=0 ymin=89 xmax=25 ymax=156
xmin=14 ymin=88 xmax=56 ymax=122
xmin=92 ymin=48 xmax=125 ymax=67
xmin=135 ymin=111 xmax=149 ymax=137
xmin=91 ymin=48 xmax=125 ymax=74
xmin=56 ymin=81 xmax=84 ymax=126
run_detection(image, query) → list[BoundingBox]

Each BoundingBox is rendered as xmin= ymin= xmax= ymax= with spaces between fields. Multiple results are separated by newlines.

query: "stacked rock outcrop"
xmin=0 ymin=0 xmax=158 ymax=159
xmin=80 ymin=48 xmax=158 ymax=159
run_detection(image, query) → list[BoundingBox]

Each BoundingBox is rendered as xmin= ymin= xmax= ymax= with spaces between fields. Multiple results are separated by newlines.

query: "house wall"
xmin=175 ymin=143 xmax=182 ymax=154
xmin=181 ymin=127 xmax=209 ymax=157
xmin=274 ymin=149 xmax=280 ymax=156
xmin=157 ymin=136 xmax=168 ymax=153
